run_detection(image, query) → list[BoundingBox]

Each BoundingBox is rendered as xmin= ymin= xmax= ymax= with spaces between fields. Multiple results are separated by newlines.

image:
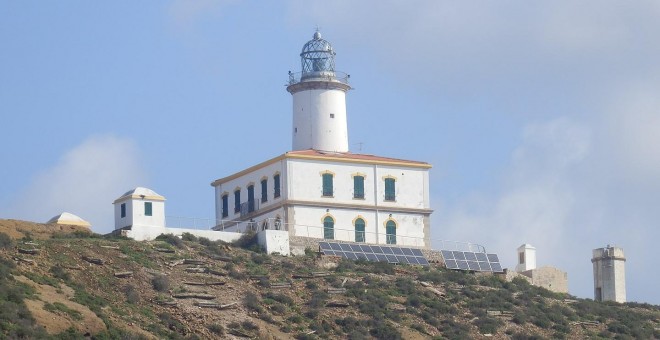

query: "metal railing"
xmin=166 ymin=216 xmax=486 ymax=252
xmin=287 ymin=71 xmax=350 ymax=86
xmin=240 ymin=200 xmax=259 ymax=218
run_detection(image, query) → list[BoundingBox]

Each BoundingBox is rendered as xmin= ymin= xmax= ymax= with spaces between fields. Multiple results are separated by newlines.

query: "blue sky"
xmin=2 ymin=1 xmax=659 ymax=304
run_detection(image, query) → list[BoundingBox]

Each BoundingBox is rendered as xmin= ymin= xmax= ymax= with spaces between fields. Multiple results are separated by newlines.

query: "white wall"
xmin=290 ymin=206 xmax=426 ymax=247
xmin=214 ymin=160 xmax=286 ymax=223
xmin=114 ymin=198 xmax=165 ymax=230
xmin=287 ymin=159 xmax=430 ymax=210
xmin=257 ymin=229 xmax=290 ymax=255
xmin=124 ymin=225 xmax=243 ymax=243
xmin=292 ymin=88 xmax=348 ymax=152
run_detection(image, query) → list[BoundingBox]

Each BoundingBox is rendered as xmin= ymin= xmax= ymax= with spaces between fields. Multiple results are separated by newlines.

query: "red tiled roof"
xmin=285 ymin=149 xmax=430 ymax=166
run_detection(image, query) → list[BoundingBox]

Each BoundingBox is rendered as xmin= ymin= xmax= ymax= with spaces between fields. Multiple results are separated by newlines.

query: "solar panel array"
xmin=441 ymin=250 xmax=503 ymax=273
xmin=319 ymin=241 xmax=430 ymax=266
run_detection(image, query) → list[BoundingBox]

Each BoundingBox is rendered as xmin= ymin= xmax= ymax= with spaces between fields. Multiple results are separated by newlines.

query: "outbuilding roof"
xmin=47 ymin=212 xmax=91 ymax=228
xmin=113 ymin=187 xmax=166 ymax=203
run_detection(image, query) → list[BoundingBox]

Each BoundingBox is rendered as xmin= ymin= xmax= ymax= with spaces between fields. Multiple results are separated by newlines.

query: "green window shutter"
xmin=247 ymin=185 xmax=255 ymax=213
xmin=386 ymin=220 xmax=396 ymax=244
xmin=323 ymin=216 xmax=334 ymax=240
xmin=234 ymin=190 xmax=241 ymax=212
xmin=385 ymin=178 xmax=396 ymax=201
xmin=354 ymin=176 xmax=364 ymax=199
xmin=355 ymin=218 xmax=365 ymax=242
xmin=261 ymin=179 xmax=268 ymax=203
xmin=222 ymin=195 xmax=228 ymax=218
xmin=144 ymin=202 xmax=153 ymax=217
xmin=322 ymin=173 xmax=333 ymax=196
xmin=274 ymin=175 xmax=281 ymax=198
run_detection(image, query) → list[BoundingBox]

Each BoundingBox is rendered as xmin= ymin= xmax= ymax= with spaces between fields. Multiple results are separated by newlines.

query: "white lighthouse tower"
xmin=287 ymin=31 xmax=352 ymax=153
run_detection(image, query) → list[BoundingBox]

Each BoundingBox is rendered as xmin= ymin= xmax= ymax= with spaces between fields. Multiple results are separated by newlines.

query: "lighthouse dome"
xmin=300 ymin=31 xmax=336 ymax=79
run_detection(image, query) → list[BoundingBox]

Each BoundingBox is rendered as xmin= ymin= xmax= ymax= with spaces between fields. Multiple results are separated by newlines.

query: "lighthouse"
xmin=212 ymin=30 xmax=432 ymax=251
xmin=287 ymin=31 xmax=352 ymax=153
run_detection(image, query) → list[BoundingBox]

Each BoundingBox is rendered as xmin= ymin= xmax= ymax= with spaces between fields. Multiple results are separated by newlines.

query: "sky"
xmin=1 ymin=1 xmax=659 ymax=304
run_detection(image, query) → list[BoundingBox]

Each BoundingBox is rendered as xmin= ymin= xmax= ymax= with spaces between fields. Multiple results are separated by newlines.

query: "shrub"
xmin=155 ymin=234 xmax=184 ymax=248
xmin=263 ymin=292 xmax=294 ymax=306
xmin=152 ymin=275 xmax=170 ymax=292
xmin=123 ymin=285 xmax=140 ymax=304
xmin=242 ymin=320 xmax=259 ymax=331
xmin=180 ymin=232 xmax=198 ymax=242
xmin=207 ymin=323 xmax=224 ymax=335
xmin=0 ymin=232 xmax=12 ymax=248
xmin=474 ymin=316 xmax=503 ymax=334
xmin=244 ymin=292 xmax=263 ymax=313
xmin=50 ymin=266 xmax=71 ymax=282
xmin=44 ymin=302 xmax=83 ymax=320
xmin=232 ymin=231 xmax=260 ymax=251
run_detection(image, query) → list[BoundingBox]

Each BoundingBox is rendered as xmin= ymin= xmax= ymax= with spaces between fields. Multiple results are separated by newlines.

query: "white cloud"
xmin=3 ymin=135 xmax=147 ymax=234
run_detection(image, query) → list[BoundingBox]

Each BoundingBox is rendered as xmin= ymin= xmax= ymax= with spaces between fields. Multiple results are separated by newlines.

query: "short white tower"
xmin=515 ymin=243 xmax=537 ymax=272
xmin=113 ymin=187 xmax=166 ymax=230
xmin=592 ymin=245 xmax=626 ymax=303
xmin=287 ymin=31 xmax=351 ymax=153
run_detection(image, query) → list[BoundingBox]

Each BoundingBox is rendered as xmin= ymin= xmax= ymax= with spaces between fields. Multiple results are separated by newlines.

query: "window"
xmin=355 ymin=218 xmax=365 ymax=243
xmin=519 ymin=252 xmax=525 ymax=264
xmin=330 ymin=113 xmax=335 ymax=118
xmin=353 ymin=175 xmax=365 ymax=199
xmin=322 ymin=173 xmax=333 ymax=197
xmin=323 ymin=216 xmax=334 ymax=240
xmin=247 ymin=185 xmax=255 ymax=213
xmin=384 ymin=178 xmax=396 ymax=201
xmin=274 ymin=174 xmax=281 ymax=198
xmin=234 ymin=190 xmax=241 ymax=213
xmin=221 ymin=194 xmax=229 ymax=218
xmin=261 ymin=179 xmax=268 ymax=203
xmin=386 ymin=220 xmax=396 ymax=244
xmin=120 ymin=203 xmax=126 ymax=218
xmin=144 ymin=202 xmax=152 ymax=217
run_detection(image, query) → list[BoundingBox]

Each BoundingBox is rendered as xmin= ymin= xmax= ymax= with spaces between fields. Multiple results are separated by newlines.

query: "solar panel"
xmin=465 ymin=252 xmax=478 ymax=261
xmin=445 ymin=259 xmax=458 ymax=269
xmin=319 ymin=241 xmax=430 ymax=266
xmin=440 ymin=249 xmax=504 ymax=273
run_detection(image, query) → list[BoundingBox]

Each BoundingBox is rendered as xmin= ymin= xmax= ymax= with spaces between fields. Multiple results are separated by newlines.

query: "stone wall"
xmin=507 ymin=266 xmax=568 ymax=294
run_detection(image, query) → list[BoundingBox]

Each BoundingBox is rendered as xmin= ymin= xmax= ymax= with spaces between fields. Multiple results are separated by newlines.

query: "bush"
xmin=123 ymin=285 xmax=140 ymax=304
xmin=50 ymin=266 xmax=71 ymax=282
xmin=244 ymin=292 xmax=263 ymax=313
xmin=180 ymin=232 xmax=198 ymax=242
xmin=0 ymin=232 xmax=12 ymax=248
xmin=207 ymin=323 xmax=224 ymax=335
xmin=152 ymin=275 xmax=170 ymax=292
xmin=155 ymin=234 xmax=184 ymax=248
xmin=232 ymin=231 xmax=260 ymax=251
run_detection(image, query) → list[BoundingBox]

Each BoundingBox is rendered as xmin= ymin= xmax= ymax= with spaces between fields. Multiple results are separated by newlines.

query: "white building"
xmin=212 ymin=31 xmax=433 ymax=248
xmin=113 ymin=187 xmax=166 ymax=231
xmin=509 ymin=243 xmax=568 ymax=294
xmin=47 ymin=212 xmax=91 ymax=228
xmin=515 ymin=243 xmax=537 ymax=272
xmin=592 ymin=245 xmax=626 ymax=303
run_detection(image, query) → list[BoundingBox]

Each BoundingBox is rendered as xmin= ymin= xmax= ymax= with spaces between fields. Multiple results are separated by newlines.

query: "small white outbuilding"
xmin=113 ymin=187 xmax=165 ymax=231
xmin=47 ymin=212 xmax=91 ymax=228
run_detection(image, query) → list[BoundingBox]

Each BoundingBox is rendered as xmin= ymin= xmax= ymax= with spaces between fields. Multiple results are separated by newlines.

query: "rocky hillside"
xmin=0 ymin=219 xmax=658 ymax=339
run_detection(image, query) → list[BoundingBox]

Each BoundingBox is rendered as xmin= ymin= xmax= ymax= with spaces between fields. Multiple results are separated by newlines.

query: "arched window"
xmin=355 ymin=218 xmax=365 ymax=243
xmin=323 ymin=216 xmax=334 ymax=240
xmin=386 ymin=220 xmax=396 ymax=245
